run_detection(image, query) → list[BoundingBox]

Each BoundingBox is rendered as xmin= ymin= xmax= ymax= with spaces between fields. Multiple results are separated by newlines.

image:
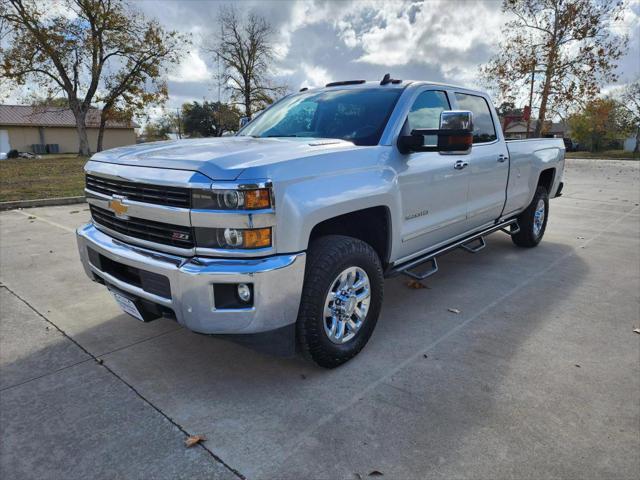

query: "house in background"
xmin=0 ymin=105 xmax=137 ymax=154
xmin=502 ymin=120 xmax=569 ymax=140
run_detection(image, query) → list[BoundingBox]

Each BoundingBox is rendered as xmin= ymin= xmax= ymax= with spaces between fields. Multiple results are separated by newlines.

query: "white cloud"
xmin=168 ymin=50 xmax=210 ymax=83
xmin=300 ymin=63 xmax=331 ymax=88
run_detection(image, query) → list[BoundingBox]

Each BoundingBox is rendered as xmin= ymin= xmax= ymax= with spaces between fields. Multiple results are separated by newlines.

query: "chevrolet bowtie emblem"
xmin=108 ymin=196 xmax=129 ymax=218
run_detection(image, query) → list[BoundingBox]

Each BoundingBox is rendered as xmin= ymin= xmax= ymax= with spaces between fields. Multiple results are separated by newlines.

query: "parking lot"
xmin=1 ymin=158 xmax=639 ymax=479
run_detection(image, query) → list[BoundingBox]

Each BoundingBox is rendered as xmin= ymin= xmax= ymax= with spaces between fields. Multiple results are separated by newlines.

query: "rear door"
xmin=453 ymin=92 xmax=509 ymax=226
xmin=396 ymin=89 xmax=471 ymax=258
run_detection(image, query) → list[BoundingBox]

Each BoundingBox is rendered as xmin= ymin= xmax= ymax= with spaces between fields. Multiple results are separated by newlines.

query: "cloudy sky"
xmin=134 ymin=0 xmax=640 ymax=116
xmin=6 ymin=0 xmax=640 ymax=116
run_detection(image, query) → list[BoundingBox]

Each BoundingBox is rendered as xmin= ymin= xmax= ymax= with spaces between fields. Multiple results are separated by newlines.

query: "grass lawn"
xmin=0 ymin=154 xmax=88 ymax=202
xmin=565 ymin=150 xmax=639 ymax=160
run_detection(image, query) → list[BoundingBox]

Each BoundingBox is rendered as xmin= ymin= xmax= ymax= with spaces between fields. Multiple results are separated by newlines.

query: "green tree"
xmin=1 ymin=0 xmax=186 ymax=154
xmin=182 ymin=101 xmax=241 ymax=138
xmin=480 ymin=0 xmax=628 ymax=138
xmin=615 ymin=79 xmax=640 ymax=153
xmin=142 ymin=120 xmax=171 ymax=142
xmin=568 ymin=98 xmax=629 ymax=152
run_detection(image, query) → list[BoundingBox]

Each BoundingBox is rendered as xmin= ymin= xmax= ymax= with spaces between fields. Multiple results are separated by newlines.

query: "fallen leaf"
xmin=575 ymin=364 xmax=581 ymax=368
xmin=633 ymin=328 xmax=640 ymax=334
xmin=96 ymin=359 xmax=104 ymax=365
xmin=28 ymin=216 xmax=36 ymax=220
xmin=577 ymin=236 xmax=585 ymax=240
xmin=406 ymin=280 xmax=428 ymax=289
xmin=368 ymin=471 xmax=384 ymax=477
xmin=447 ymin=308 xmax=461 ymax=314
xmin=69 ymin=210 xmax=79 ymax=214
xmin=185 ymin=434 xmax=207 ymax=448
xmin=423 ymin=354 xmax=428 ymax=359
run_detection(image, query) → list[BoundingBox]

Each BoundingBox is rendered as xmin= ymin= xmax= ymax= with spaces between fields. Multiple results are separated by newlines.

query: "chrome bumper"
xmin=76 ymin=223 xmax=306 ymax=334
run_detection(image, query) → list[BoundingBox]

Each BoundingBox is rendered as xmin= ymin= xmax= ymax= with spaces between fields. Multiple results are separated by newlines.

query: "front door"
xmin=396 ymin=89 xmax=471 ymax=260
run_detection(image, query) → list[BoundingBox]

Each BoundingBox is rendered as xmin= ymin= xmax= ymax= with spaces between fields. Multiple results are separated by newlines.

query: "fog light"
xmin=237 ymin=283 xmax=251 ymax=302
xmin=223 ymin=228 xmax=244 ymax=247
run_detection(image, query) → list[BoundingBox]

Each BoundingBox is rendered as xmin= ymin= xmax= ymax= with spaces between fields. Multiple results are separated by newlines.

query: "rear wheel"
xmin=512 ymin=186 xmax=549 ymax=248
xmin=296 ymin=235 xmax=383 ymax=368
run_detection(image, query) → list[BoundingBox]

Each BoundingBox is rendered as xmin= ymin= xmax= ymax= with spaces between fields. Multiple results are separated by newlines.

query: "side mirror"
xmin=397 ymin=110 xmax=474 ymax=155
xmin=239 ymin=116 xmax=250 ymax=129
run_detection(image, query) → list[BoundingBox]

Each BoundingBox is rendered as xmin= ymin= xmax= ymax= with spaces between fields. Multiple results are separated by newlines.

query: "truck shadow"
xmin=1 ymin=235 xmax=590 ymax=478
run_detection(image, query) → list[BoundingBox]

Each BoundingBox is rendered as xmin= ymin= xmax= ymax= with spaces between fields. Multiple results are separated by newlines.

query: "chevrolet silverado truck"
xmin=76 ymin=76 xmax=564 ymax=368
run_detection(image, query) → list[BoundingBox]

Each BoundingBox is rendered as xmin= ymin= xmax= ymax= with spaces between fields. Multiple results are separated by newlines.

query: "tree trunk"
xmin=71 ymin=106 xmax=91 ymax=156
xmin=244 ymin=78 xmax=251 ymax=118
xmin=634 ymin=128 xmax=640 ymax=154
xmin=534 ymin=64 xmax=554 ymax=138
xmin=97 ymin=109 xmax=108 ymax=152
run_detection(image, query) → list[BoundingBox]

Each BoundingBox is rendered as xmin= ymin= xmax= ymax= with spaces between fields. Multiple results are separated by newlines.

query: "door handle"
xmin=454 ymin=160 xmax=469 ymax=170
xmin=497 ymin=154 xmax=508 ymax=163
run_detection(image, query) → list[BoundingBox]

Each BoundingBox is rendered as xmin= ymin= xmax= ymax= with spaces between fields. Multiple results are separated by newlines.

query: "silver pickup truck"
xmin=77 ymin=77 xmax=564 ymax=368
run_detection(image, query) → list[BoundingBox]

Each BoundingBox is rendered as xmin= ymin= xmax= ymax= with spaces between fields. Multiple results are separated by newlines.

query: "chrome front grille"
xmin=86 ymin=174 xmax=191 ymax=208
xmin=90 ymin=205 xmax=194 ymax=249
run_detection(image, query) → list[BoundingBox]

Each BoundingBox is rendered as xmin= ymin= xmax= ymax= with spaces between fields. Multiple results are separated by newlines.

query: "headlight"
xmin=195 ymin=227 xmax=272 ymax=249
xmin=192 ymin=188 xmax=271 ymax=210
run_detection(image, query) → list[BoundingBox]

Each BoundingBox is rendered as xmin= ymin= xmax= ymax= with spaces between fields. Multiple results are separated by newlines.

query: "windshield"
xmin=237 ymin=88 xmax=402 ymax=146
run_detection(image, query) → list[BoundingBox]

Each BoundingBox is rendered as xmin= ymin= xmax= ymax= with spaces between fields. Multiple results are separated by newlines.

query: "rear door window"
xmin=454 ymin=93 xmax=497 ymax=143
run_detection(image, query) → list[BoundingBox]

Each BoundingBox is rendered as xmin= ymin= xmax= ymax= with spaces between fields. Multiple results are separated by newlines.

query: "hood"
xmin=90 ymin=137 xmax=359 ymax=181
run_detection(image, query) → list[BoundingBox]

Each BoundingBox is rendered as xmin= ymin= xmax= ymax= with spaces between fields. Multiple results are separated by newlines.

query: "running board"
xmin=391 ymin=219 xmax=519 ymax=280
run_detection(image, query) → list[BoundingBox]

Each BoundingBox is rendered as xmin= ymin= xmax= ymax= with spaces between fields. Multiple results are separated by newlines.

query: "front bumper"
xmin=76 ymin=223 xmax=306 ymax=335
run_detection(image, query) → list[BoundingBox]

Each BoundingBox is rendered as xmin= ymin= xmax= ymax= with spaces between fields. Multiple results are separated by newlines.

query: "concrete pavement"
xmin=1 ymin=159 xmax=639 ymax=479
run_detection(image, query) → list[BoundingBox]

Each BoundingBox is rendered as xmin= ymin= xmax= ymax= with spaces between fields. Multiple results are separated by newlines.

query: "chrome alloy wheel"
xmin=323 ymin=266 xmax=371 ymax=344
xmin=533 ymin=198 xmax=546 ymax=237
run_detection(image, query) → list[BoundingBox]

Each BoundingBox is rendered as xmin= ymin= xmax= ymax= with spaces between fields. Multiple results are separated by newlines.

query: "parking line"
xmin=267 ymin=205 xmax=640 ymax=472
xmin=11 ymin=209 xmax=76 ymax=233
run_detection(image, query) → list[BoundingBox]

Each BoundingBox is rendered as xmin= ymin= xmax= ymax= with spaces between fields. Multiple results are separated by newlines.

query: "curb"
xmin=0 ymin=196 xmax=86 ymax=211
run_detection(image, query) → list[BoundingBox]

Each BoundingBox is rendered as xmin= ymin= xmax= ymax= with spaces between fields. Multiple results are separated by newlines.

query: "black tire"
xmin=512 ymin=186 xmax=549 ymax=248
xmin=296 ymin=235 xmax=384 ymax=368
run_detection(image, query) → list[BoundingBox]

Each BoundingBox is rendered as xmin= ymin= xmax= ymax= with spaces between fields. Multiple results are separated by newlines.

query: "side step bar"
xmin=390 ymin=219 xmax=519 ymax=280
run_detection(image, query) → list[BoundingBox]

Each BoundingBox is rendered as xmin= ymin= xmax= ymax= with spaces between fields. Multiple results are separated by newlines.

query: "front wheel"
xmin=512 ymin=186 xmax=549 ymax=248
xmin=296 ymin=235 xmax=384 ymax=368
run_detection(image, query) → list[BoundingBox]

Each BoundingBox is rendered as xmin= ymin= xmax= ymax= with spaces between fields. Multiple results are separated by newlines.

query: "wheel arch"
xmin=308 ymin=206 xmax=392 ymax=267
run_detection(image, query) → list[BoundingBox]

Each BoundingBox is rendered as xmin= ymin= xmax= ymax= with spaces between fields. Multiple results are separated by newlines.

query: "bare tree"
xmin=208 ymin=6 xmax=286 ymax=118
xmin=480 ymin=0 xmax=628 ymax=138
xmin=1 ymin=0 xmax=186 ymax=155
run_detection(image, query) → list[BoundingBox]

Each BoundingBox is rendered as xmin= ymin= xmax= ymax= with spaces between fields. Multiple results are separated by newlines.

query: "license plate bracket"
xmin=108 ymin=288 xmax=160 ymax=322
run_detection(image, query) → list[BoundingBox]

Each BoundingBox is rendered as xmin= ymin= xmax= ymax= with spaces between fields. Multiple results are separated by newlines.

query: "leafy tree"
xmin=480 ymin=0 xmax=628 ymax=138
xmin=208 ymin=6 xmax=287 ymax=118
xmin=182 ymin=101 xmax=241 ymax=138
xmin=29 ymin=96 xmax=70 ymax=107
xmin=142 ymin=120 xmax=171 ymax=142
xmin=615 ymin=79 xmax=640 ymax=153
xmin=568 ymin=98 xmax=629 ymax=152
xmin=0 ymin=0 xmax=186 ymax=155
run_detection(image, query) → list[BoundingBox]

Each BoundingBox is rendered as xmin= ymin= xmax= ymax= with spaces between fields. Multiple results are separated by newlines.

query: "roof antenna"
xmin=380 ymin=73 xmax=391 ymax=85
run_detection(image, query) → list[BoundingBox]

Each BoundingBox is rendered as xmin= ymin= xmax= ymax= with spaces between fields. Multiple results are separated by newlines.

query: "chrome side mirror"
xmin=437 ymin=110 xmax=473 ymax=155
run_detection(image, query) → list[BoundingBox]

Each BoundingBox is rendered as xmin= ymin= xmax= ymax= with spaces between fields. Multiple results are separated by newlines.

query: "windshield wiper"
xmin=263 ymin=134 xmax=300 ymax=138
